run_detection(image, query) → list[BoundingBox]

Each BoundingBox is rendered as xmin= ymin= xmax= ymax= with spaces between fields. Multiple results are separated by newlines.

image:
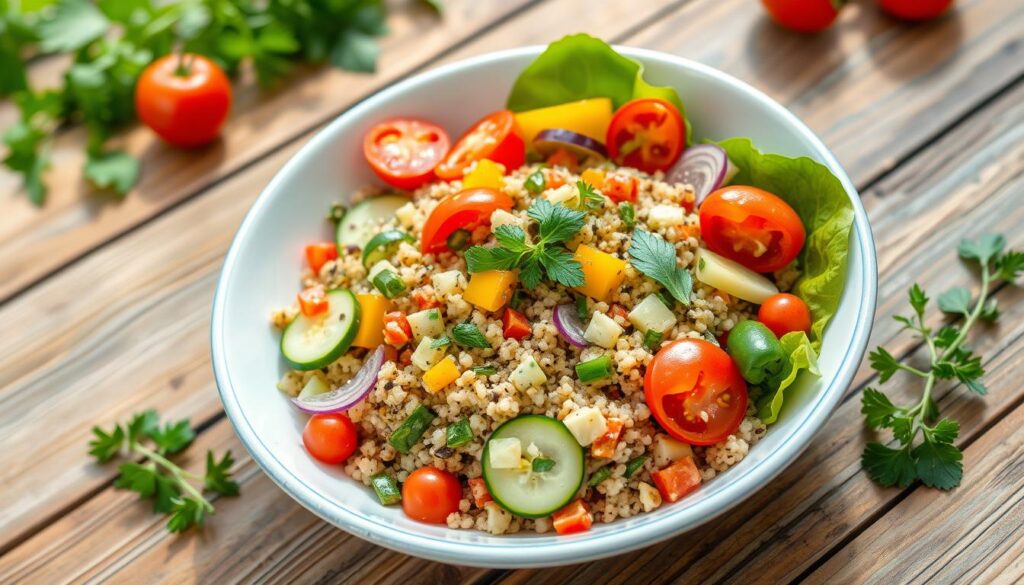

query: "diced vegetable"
xmin=336 ymin=195 xmax=411 ymax=249
xmin=534 ymin=129 xmax=607 ymax=160
xmin=588 ymin=465 xmax=612 ymax=487
xmin=638 ymin=481 xmax=662 ymax=512
xmin=575 ymin=355 xmax=614 ymax=384
xmin=297 ymin=284 xmax=329 ymax=317
xmin=490 ymin=208 xmax=521 ymax=230
xmin=407 ymin=308 xmax=445 ymax=340
xmin=382 ymin=311 xmax=413 ymax=347
xmin=524 ymin=169 xmax=546 ymax=194
xmin=305 ymin=242 xmax=338 ymax=273
xmin=464 ymin=270 xmax=518 ymax=312
xmin=553 ymin=304 xmax=588 ymax=348
xmin=727 ymin=320 xmax=787 ymax=385
xmin=580 ymin=168 xmax=605 ymax=186
xmin=463 ymin=159 xmax=505 ymax=190
xmin=647 ymin=204 xmax=686 ymax=228
xmin=652 ymin=434 xmax=694 ymax=468
xmin=628 ymin=294 xmax=677 ymax=333
xmin=619 ymin=201 xmax=636 ymax=228
xmin=624 ymin=454 xmax=649 ymax=478
xmin=573 ymin=245 xmax=627 ymax=301
xmin=472 ymin=365 xmax=497 ymax=376
xmin=590 ymin=419 xmax=624 ymax=459
xmin=468 ymin=477 xmax=492 ymax=508
xmin=575 ymin=295 xmax=589 ymax=321
xmin=583 ymin=312 xmax=623 ymax=349
xmin=411 ymin=336 xmax=446 ymax=371
xmin=371 ymin=269 xmax=407 ymax=299
xmin=514 ymin=98 xmax=613 ymax=146
xmin=502 ymin=307 xmax=532 ymax=340
xmin=370 ymin=473 xmax=402 ymax=505
xmin=431 ymin=270 xmax=466 ymax=297
xmin=446 ymin=418 xmax=474 ymax=448
xmin=352 ymin=294 xmax=389 ymax=348
xmin=368 ymin=259 xmax=399 ymax=281
xmin=282 ymin=289 xmax=360 ymax=371
xmin=510 ymin=355 xmax=547 ymax=391
xmin=652 ymin=456 xmax=702 ymax=503
xmin=603 ymin=174 xmax=638 ymax=203
xmin=291 ymin=347 xmax=384 ymax=414
xmin=446 ymin=229 xmax=471 ymax=251
xmin=643 ymin=329 xmax=663 ymax=351
xmin=543 ymin=184 xmax=580 ymax=206
xmin=422 ymin=355 xmax=460 ymax=393
xmin=361 ymin=230 xmax=413 ymax=268
xmin=388 ymin=404 xmax=436 ymax=454
xmin=488 ymin=437 xmax=523 ymax=469
xmin=552 ymin=499 xmax=593 ymax=535
xmin=562 ymin=406 xmax=608 ymax=447
xmin=665 ymin=144 xmax=734 ymax=206
xmin=695 ymin=248 xmax=779 ymax=304
xmin=484 ymin=501 xmax=513 ymax=534
xmin=549 ymin=148 xmax=579 ymax=172
xmin=298 ymin=374 xmax=330 ymax=399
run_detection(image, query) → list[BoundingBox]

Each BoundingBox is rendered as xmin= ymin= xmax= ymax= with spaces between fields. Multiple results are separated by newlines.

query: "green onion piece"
xmin=588 ymin=465 xmax=613 ymax=487
xmin=576 ymin=355 xmax=614 ymax=383
xmin=643 ymin=329 xmax=664 ymax=351
xmin=525 ymin=169 xmax=546 ymax=194
xmin=370 ymin=473 xmax=402 ymax=505
xmin=371 ymin=269 xmax=407 ymax=299
xmin=327 ymin=203 xmax=347 ymax=225
xmin=446 ymin=228 xmax=471 ymax=252
xmin=452 ymin=322 xmax=491 ymax=348
xmin=624 ymin=454 xmax=648 ymax=479
xmin=575 ymin=295 xmax=588 ymax=321
xmin=471 ymin=365 xmax=497 ymax=376
xmin=618 ymin=202 xmax=635 ymax=229
xmin=446 ymin=418 xmax=474 ymax=448
xmin=388 ymin=405 xmax=436 ymax=454
xmin=532 ymin=457 xmax=556 ymax=473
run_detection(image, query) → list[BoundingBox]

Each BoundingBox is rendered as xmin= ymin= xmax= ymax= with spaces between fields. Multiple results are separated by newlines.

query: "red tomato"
xmin=644 ymin=339 xmax=748 ymax=445
xmin=758 ymin=293 xmax=812 ymax=338
xmin=382 ymin=311 xmax=412 ymax=347
xmin=305 ymin=242 xmax=338 ymax=274
xmin=878 ymin=0 xmax=953 ymax=20
xmin=761 ymin=0 xmax=843 ymax=33
xmin=302 ymin=413 xmax=358 ymax=464
xmin=412 ymin=289 xmax=441 ymax=310
xmin=652 ymin=456 xmax=702 ymax=503
xmin=590 ymin=418 xmax=624 ymax=459
xmin=552 ymin=499 xmax=592 ymax=535
xmin=602 ymin=174 xmax=637 ymax=203
xmin=467 ymin=477 xmax=492 ymax=508
xmin=364 ymin=119 xmax=450 ymax=190
xmin=136 ymin=54 xmax=232 ymax=148
xmin=402 ymin=467 xmax=462 ymax=524
xmin=435 ymin=110 xmax=525 ymax=180
xmin=606 ymin=98 xmax=686 ymax=174
xmin=502 ymin=308 xmax=532 ymax=340
xmin=297 ymin=284 xmax=329 ymax=317
xmin=699 ymin=186 xmax=806 ymax=273
xmin=420 ymin=188 xmax=514 ymax=254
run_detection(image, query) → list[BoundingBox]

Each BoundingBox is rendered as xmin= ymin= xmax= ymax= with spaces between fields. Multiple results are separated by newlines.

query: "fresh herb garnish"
xmin=575 ymin=295 xmax=589 ymax=321
xmin=532 ymin=457 xmax=556 ymax=473
xmin=861 ymin=233 xmax=1022 ymax=490
xmin=465 ymin=199 xmax=585 ymax=289
xmin=618 ymin=201 xmax=636 ymax=229
xmin=471 ymin=365 xmax=497 ymax=376
xmin=627 ymin=229 xmax=692 ymax=305
xmin=451 ymin=323 xmax=491 ymax=348
xmin=525 ymin=169 xmax=546 ymax=194
xmin=430 ymin=335 xmax=451 ymax=349
xmin=588 ymin=465 xmax=613 ymax=487
xmin=88 ymin=410 xmax=239 ymax=534
xmin=576 ymin=180 xmax=605 ymax=211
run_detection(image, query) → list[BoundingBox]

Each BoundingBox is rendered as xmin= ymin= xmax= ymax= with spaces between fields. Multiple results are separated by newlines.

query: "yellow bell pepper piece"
xmin=352 ymin=293 xmax=389 ymax=348
xmin=423 ymin=355 xmax=460 ymax=393
xmin=514 ymin=98 xmax=613 ymax=147
xmin=580 ymin=168 xmax=606 ymax=188
xmin=462 ymin=159 xmax=505 ymax=189
xmin=574 ymin=245 xmax=627 ymax=301
xmin=464 ymin=270 xmax=517 ymax=312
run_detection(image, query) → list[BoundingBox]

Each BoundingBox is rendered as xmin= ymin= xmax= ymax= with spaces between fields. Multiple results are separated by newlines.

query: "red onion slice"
xmin=553 ymin=304 xmax=589 ymax=348
xmin=666 ymin=144 xmax=735 ymax=206
xmin=291 ymin=346 xmax=384 ymax=414
xmin=534 ymin=129 xmax=608 ymax=160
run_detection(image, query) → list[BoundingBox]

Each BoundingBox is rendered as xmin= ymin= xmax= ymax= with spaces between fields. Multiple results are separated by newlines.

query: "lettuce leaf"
xmin=758 ymin=331 xmax=821 ymax=424
xmin=506 ymin=34 xmax=692 ymax=144
xmin=717 ymin=137 xmax=855 ymax=349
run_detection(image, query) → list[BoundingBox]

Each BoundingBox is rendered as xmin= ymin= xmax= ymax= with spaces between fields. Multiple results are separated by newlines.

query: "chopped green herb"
xmin=588 ymin=465 xmax=613 ymax=487
xmin=576 ymin=180 xmax=605 ymax=211
xmin=446 ymin=418 xmax=474 ymax=448
xmin=427 ymin=309 xmax=440 ymax=320
xmin=624 ymin=454 xmax=648 ymax=478
xmin=371 ymin=269 xmax=407 ymax=299
xmin=575 ymin=295 xmax=589 ymax=321
xmin=525 ymin=169 xmax=546 ymax=194
xmin=532 ymin=457 xmax=556 ymax=473
xmin=628 ymin=229 xmax=692 ymax=305
xmin=446 ymin=228 xmax=471 ymax=252
xmin=643 ymin=329 xmax=663 ymax=351
xmin=430 ymin=336 xmax=451 ymax=349
xmin=701 ymin=330 xmax=720 ymax=347
xmin=472 ymin=365 xmax=497 ymax=376
xmin=509 ymin=288 xmax=526 ymax=310
xmin=655 ymin=288 xmax=676 ymax=309
xmin=452 ymin=323 xmax=491 ymax=348
xmin=389 ymin=405 xmax=436 ymax=454
xmin=576 ymin=355 xmax=614 ymax=383
xmin=327 ymin=203 xmax=347 ymax=225
xmin=618 ymin=201 xmax=636 ymax=229
xmin=370 ymin=473 xmax=402 ymax=505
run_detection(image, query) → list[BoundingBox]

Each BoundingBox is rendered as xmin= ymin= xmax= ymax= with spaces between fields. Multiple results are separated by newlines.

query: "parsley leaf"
xmin=958 ymin=233 xmax=1004 ymax=264
xmin=151 ymin=419 xmax=196 ymax=455
xmin=204 ymin=450 xmax=240 ymax=497
xmin=868 ymin=346 xmax=901 ymax=383
xmin=862 ymin=443 xmax=916 ymax=488
xmin=576 ymin=180 xmax=605 ymax=211
xmin=37 ymin=0 xmax=109 ymax=53
xmin=85 ymin=150 xmax=140 ymax=196
xmin=618 ymin=201 xmax=636 ymax=229
xmin=909 ymin=283 xmax=928 ymax=319
xmin=430 ymin=335 xmax=451 ymax=349
xmin=88 ymin=424 xmax=125 ymax=463
xmin=913 ymin=438 xmax=962 ymax=490
xmin=627 ymin=229 xmax=692 ymax=305
xmin=538 ymin=246 xmax=585 ymax=288
xmin=529 ymin=198 xmax=586 ymax=243
xmin=861 ymin=388 xmax=899 ymax=430
xmin=167 ymin=497 xmax=207 ymax=533
xmin=995 ymin=250 xmax=1024 ymax=282
xmin=937 ymin=287 xmax=971 ymax=316
xmin=451 ymin=323 xmax=491 ymax=349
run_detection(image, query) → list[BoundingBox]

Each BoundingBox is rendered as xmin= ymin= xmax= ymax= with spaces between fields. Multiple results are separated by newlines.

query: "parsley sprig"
xmin=861 ymin=233 xmax=1023 ymax=490
xmin=89 ymin=410 xmax=240 ymax=533
xmin=627 ymin=229 xmax=692 ymax=304
xmin=465 ymin=199 xmax=585 ymax=289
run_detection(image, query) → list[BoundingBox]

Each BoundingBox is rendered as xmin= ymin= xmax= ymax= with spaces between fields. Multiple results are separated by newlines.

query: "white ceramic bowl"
xmin=211 ymin=45 xmax=877 ymax=568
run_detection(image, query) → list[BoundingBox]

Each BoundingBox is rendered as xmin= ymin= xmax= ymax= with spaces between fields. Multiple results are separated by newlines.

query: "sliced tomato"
xmin=305 ymin=242 xmax=338 ymax=274
xmin=420 ymin=188 xmax=514 ymax=254
xmin=412 ymin=289 xmax=441 ymax=310
xmin=383 ymin=311 xmax=412 ymax=347
xmin=502 ymin=308 xmax=531 ymax=340
xmin=590 ymin=418 xmax=624 ymax=459
xmin=652 ymin=456 xmax=702 ymax=503
xmin=606 ymin=98 xmax=685 ymax=174
xmin=298 ymin=284 xmax=329 ymax=317
xmin=435 ymin=110 xmax=525 ymax=180
xmin=468 ymin=477 xmax=492 ymax=508
xmin=644 ymin=338 xmax=748 ymax=445
xmin=364 ymin=118 xmax=450 ymax=190
xmin=699 ymin=186 xmax=806 ymax=273
xmin=552 ymin=499 xmax=592 ymax=535
xmin=602 ymin=173 xmax=637 ymax=203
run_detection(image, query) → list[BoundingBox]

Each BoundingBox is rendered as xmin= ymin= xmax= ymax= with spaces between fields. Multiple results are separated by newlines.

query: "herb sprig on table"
xmin=89 ymin=410 xmax=239 ymax=533
xmin=861 ymin=233 xmax=1023 ymax=490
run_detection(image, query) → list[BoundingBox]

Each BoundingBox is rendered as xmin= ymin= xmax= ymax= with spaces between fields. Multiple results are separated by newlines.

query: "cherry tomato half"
xmin=606 ymin=98 xmax=686 ymax=174
xmin=302 ymin=413 xmax=358 ymax=464
xmin=758 ymin=293 xmax=812 ymax=338
xmin=364 ymin=119 xmax=450 ymax=190
xmin=420 ymin=187 xmax=513 ymax=254
xmin=402 ymin=467 xmax=462 ymax=524
xmin=644 ymin=338 xmax=748 ymax=446
xmin=878 ymin=0 xmax=953 ymax=21
xmin=699 ymin=185 xmax=806 ymax=273
xmin=136 ymin=54 xmax=232 ymax=148
xmin=761 ymin=0 xmax=843 ymax=33
xmin=435 ymin=110 xmax=525 ymax=180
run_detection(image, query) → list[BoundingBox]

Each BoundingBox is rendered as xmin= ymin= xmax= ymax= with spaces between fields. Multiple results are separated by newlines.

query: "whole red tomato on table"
xmin=136 ymin=53 xmax=232 ymax=148
xmin=761 ymin=0 xmax=844 ymax=32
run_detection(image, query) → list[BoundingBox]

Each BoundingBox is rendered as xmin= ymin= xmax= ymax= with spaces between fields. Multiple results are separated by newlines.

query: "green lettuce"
xmin=506 ymin=34 xmax=692 ymax=144
xmin=718 ymin=138 xmax=855 ymax=349
xmin=758 ymin=331 xmax=821 ymax=424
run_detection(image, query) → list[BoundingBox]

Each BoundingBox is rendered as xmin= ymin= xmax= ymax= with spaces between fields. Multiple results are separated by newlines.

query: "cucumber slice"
xmin=361 ymin=229 xmax=414 ymax=268
xmin=482 ymin=415 xmax=584 ymax=518
xmin=336 ymin=195 xmax=410 ymax=249
xmin=281 ymin=289 xmax=360 ymax=370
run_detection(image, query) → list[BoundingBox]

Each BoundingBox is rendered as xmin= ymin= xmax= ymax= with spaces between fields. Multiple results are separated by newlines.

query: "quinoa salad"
xmin=270 ymin=35 xmax=853 ymax=536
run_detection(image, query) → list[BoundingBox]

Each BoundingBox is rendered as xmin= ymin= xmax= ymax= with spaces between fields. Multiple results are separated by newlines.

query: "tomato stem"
xmin=174 ymin=52 xmax=194 ymax=78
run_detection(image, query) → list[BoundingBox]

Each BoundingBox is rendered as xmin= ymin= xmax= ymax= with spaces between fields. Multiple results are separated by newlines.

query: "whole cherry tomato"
xmin=644 ymin=338 xmax=748 ymax=445
xmin=878 ymin=0 xmax=953 ymax=21
xmin=758 ymin=293 xmax=812 ymax=338
xmin=606 ymin=98 xmax=685 ymax=174
xmin=761 ymin=0 xmax=844 ymax=33
xmin=136 ymin=54 xmax=232 ymax=148
xmin=420 ymin=187 xmax=513 ymax=254
xmin=302 ymin=413 xmax=358 ymax=464
xmin=402 ymin=467 xmax=462 ymax=524
xmin=699 ymin=185 xmax=806 ymax=273
xmin=363 ymin=118 xmax=450 ymax=190
xmin=435 ymin=110 xmax=525 ymax=180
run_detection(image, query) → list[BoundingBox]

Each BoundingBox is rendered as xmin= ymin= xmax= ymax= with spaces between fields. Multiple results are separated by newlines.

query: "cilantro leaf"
xmin=88 ymin=424 xmax=125 ymax=462
xmin=933 ymin=326 xmax=959 ymax=349
xmin=627 ymin=229 xmax=692 ymax=305
xmin=151 ymin=419 xmax=196 ymax=455
xmin=913 ymin=438 xmax=962 ymax=490
xmin=519 ymin=257 xmax=544 ymax=289
xmin=464 ymin=245 xmax=520 ymax=273
xmin=538 ymin=246 xmax=584 ymax=288
xmin=167 ymin=497 xmax=207 ymax=533
xmin=937 ymin=287 xmax=971 ymax=316
xmin=861 ymin=388 xmax=899 ymax=430
xmin=862 ymin=443 xmax=917 ymax=488
xmin=451 ymin=323 xmax=491 ymax=349
xmin=37 ymin=0 xmax=109 ymax=53
xmin=3 ymin=119 xmax=51 ymax=205
xmin=493 ymin=225 xmax=530 ymax=253
xmin=958 ymin=234 xmax=1005 ymax=265
xmin=153 ymin=473 xmax=182 ymax=513
xmin=204 ymin=450 xmax=240 ymax=497
xmin=995 ymin=250 xmax=1024 ymax=282
xmin=868 ymin=346 xmax=901 ymax=383
xmin=529 ymin=198 xmax=585 ymax=244
xmin=85 ymin=150 xmax=140 ymax=195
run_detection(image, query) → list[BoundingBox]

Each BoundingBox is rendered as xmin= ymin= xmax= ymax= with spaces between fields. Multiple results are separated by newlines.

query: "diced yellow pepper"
xmin=352 ymin=293 xmax=389 ymax=348
xmin=514 ymin=98 xmax=613 ymax=147
xmin=462 ymin=159 xmax=505 ymax=189
xmin=574 ymin=245 xmax=627 ymax=301
xmin=580 ymin=168 xmax=606 ymax=188
xmin=464 ymin=270 xmax=517 ymax=312
xmin=423 ymin=356 xmax=460 ymax=393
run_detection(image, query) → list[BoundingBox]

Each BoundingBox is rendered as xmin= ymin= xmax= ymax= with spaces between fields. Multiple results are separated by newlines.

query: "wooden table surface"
xmin=2 ymin=0 xmax=1023 ymax=583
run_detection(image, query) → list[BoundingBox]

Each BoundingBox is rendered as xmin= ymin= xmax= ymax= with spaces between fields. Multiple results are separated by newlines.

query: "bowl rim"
xmin=211 ymin=44 xmax=878 ymax=568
